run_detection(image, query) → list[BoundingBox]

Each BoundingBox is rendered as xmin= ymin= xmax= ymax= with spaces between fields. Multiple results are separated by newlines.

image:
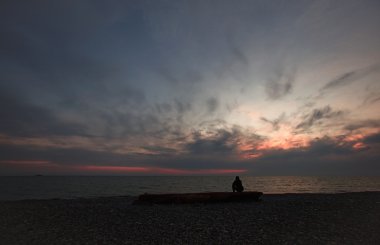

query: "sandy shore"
xmin=0 ymin=192 xmax=379 ymax=244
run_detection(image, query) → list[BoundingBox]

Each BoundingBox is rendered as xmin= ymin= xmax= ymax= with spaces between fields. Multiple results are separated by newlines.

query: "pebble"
xmin=0 ymin=192 xmax=379 ymax=244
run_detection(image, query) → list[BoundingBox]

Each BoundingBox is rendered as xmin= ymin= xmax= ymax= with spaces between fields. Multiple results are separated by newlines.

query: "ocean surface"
xmin=1 ymin=176 xmax=380 ymax=201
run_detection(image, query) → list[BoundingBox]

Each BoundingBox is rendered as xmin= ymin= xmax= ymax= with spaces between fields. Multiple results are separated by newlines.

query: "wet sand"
xmin=0 ymin=192 xmax=379 ymax=244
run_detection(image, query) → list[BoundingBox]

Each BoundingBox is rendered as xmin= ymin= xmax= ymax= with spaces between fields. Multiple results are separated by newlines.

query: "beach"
xmin=0 ymin=192 xmax=379 ymax=244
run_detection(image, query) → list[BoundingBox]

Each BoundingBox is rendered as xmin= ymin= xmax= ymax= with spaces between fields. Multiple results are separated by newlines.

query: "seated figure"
xmin=232 ymin=176 xmax=244 ymax=192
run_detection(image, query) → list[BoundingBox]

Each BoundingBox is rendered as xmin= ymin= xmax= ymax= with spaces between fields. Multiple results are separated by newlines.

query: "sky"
xmin=1 ymin=0 xmax=380 ymax=176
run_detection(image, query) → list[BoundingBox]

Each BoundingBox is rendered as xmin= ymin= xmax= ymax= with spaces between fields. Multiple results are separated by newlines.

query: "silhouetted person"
xmin=232 ymin=176 xmax=244 ymax=192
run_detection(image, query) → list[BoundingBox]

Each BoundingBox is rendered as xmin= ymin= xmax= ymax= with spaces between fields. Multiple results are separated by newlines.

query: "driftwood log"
xmin=134 ymin=191 xmax=263 ymax=204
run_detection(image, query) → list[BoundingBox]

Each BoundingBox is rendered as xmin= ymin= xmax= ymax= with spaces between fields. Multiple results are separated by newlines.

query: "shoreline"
xmin=1 ymin=190 xmax=380 ymax=203
xmin=1 ymin=192 xmax=379 ymax=244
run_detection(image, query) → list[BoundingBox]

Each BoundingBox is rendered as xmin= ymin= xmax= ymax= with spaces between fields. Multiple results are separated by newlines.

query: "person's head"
xmin=235 ymin=176 xmax=240 ymax=180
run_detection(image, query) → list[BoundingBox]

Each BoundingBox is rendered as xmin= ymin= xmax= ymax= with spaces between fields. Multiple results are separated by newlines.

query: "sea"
xmin=1 ymin=176 xmax=380 ymax=201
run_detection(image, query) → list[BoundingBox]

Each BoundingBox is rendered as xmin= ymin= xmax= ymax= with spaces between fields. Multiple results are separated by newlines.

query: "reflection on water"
xmin=1 ymin=176 xmax=380 ymax=200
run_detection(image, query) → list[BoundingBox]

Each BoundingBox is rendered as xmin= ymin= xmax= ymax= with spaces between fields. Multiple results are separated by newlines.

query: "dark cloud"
xmin=344 ymin=119 xmax=380 ymax=131
xmin=296 ymin=106 xmax=344 ymax=130
xmin=249 ymin=154 xmax=380 ymax=176
xmin=184 ymin=122 xmax=263 ymax=158
xmin=141 ymin=145 xmax=178 ymax=156
xmin=89 ymin=93 xmax=196 ymax=141
xmin=185 ymin=128 xmax=239 ymax=155
xmin=157 ymin=67 xmax=179 ymax=84
xmin=226 ymin=35 xmax=249 ymax=66
xmin=184 ymin=70 xmax=203 ymax=84
xmin=363 ymin=133 xmax=380 ymax=144
xmin=198 ymin=119 xmax=228 ymax=129
xmin=362 ymin=92 xmax=380 ymax=106
xmin=0 ymin=136 xmax=251 ymax=175
xmin=260 ymin=113 xmax=285 ymax=131
xmin=321 ymin=64 xmax=379 ymax=91
xmin=306 ymin=137 xmax=357 ymax=155
xmin=322 ymin=71 xmax=355 ymax=90
xmin=206 ymin=97 xmax=219 ymax=113
xmin=247 ymin=135 xmax=380 ymax=175
xmin=0 ymin=89 xmax=86 ymax=137
xmin=100 ymin=111 xmax=160 ymax=138
xmin=0 ymin=0 xmax=152 ymax=107
xmin=174 ymin=99 xmax=192 ymax=115
xmin=370 ymin=96 xmax=380 ymax=104
xmin=0 ymin=6 xmax=119 ymax=83
xmin=157 ymin=67 xmax=203 ymax=86
xmin=265 ymin=80 xmax=292 ymax=100
xmin=225 ymin=100 xmax=239 ymax=113
xmin=0 ymin=143 xmax=136 ymax=167
xmin=260 ymin=137 xmax=355 ymax=161
xmin=1 ymin=129 xmax=379 ymax=176
xmin=154 ymin=103 xmax=172 ymax=114
xmin=230 ymin=46 xmax=249 ymax=66
xmin=265 ymin=67 xmax=296 ymax=100
xmin=244 ymin=136 xmax=360 ymax=163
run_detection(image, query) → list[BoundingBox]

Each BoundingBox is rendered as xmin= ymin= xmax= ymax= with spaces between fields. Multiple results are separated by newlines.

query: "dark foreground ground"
xmin=1 ymin=192 xmax=380 ymax=245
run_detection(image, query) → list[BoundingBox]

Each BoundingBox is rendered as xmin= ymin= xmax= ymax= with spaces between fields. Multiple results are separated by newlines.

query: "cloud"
xmin=306 ymin=136 xmax=356 ymax=155
xmin=265 ymin=66 xmax=296 ymax=100
xmin=370 ymin=96 xmax=380 ymax=104
xmin=260 ymin=113 xmax=285 ymax=131
xmin=363 ymin=133 xmax=380 ymax=144
xmin=246 ymin=134 xmax=380 ymax=175
xmin=185 ymin=131 xmax=236 ymax=155
xmin=170 ymin=99 xmax=193 ymax=125
xmin=0 ymin=143 xmax=123 ymax=166
xmin=206 ymin=97 xmax=219 ymax=113
xmin=320 ymin=64 xmax=379 ymax=92
xmin=0 ymin=89 xmax=86 ymax=137
xmin=157 ymin=67 xmax=179 ymax=84
xmin=77 ymin=165 xmax=246 ymax=175
xmin=183 ymin=122 xmax=262 ymax=159
xmin=296 ymin=106 xmax=344 ymax=130
xmin=0 ymin=135 xmax=248 ymax=175
xmin=344 ymin=119 xmax=380 ymax=131
xmin=362 ymin=91 xmax=380 ymax=106
xmin=157 ymin=66 xmax=203 ymax=86
xmin=101 ymin=111 xmax=166 ymax=138
xmin=230 ymin=45 xmax=249 ymax=66
xmin=154 ymin=102 xmax=173 ymax=116
xmin=258 ymin=137 xmax=355 ymax=162
xmin=1 ymin=127 xmax=379 ymax=176
xmin=185 ymin=126 xmax=243 ymax=155
xmin=141 ymin=145 xmax=178 ymax=155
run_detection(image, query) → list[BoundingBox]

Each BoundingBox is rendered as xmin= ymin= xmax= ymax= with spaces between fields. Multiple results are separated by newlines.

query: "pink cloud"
xmin=79 ymin=165 xmax=151 ymax=173
xmin=75 ymin=165 xmax=246 ymax=175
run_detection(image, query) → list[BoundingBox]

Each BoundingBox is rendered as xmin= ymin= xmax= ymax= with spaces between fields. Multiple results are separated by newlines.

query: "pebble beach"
xmin=1 ymin=192 xmax=379 ymax=244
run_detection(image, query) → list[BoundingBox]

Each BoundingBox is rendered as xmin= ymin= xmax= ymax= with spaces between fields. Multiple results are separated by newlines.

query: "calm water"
xmin=1 ymin=176 xmax=380 ymax=201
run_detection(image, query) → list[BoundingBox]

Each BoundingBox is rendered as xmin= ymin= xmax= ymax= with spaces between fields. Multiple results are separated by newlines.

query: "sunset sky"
xmin=1 ymin=0 xmax=379 ymax=175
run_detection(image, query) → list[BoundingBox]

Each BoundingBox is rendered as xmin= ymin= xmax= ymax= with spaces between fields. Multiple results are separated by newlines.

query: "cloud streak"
xmin=265 ymin=66 xmax=296 ymax=100
xmin=296 ymin=106 xmax=345 ymax=131
xmin=321 ymin=64 xmax=379 ymax=92
xmin=260 ymin=113 xmax=286 ymax=131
